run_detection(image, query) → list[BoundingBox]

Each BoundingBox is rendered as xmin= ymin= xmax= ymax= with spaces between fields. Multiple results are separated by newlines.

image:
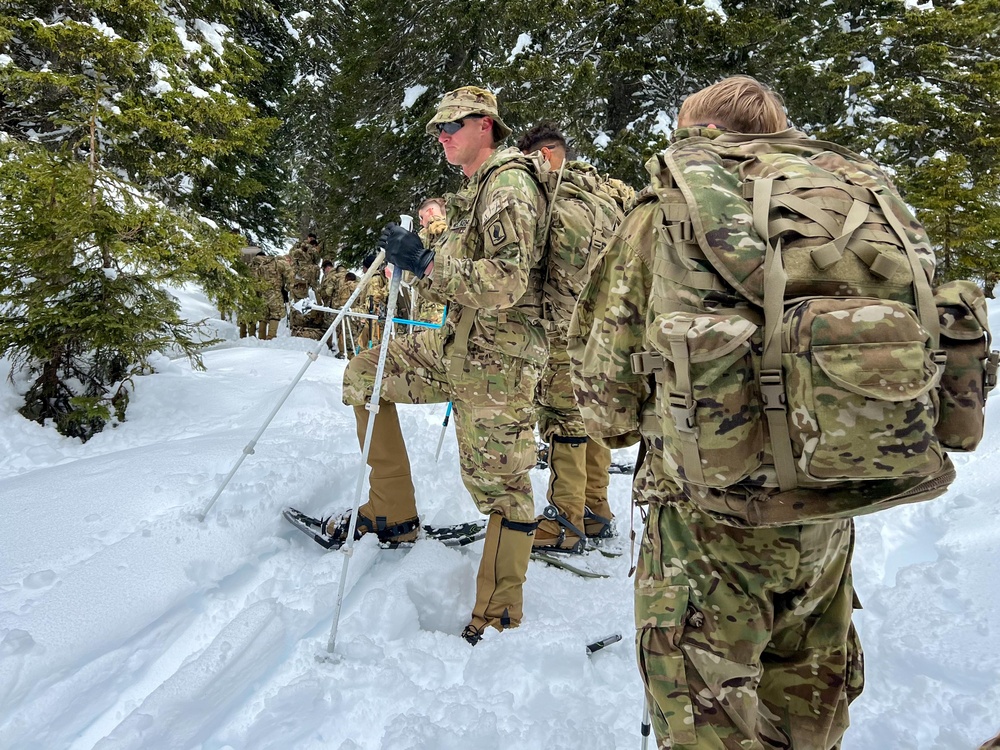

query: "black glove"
xmin=377 ymin=222 xmax=435 ymax=279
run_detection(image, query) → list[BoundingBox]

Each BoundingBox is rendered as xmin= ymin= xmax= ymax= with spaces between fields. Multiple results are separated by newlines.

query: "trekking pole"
xmin=199 ymin=250 xmax=388 ymax=522
xmin=434 ymin=402 xmax=453 ymax=461
xmin=326 ymin=216 xmax=411 ymax=655
xmin=640 ymin=700 xmax=651 ymax=750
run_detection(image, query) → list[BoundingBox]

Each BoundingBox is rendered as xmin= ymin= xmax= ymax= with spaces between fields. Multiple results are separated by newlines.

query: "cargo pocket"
xmin=934 ymin=280 xmax=998 ymax=451
xmin=646 ymin=312 xmax=763 ymax=488
xmin=784 ymin=298 xmax=944 ymax=482
xmin=635 ymin=582 xmax=697 ymax=746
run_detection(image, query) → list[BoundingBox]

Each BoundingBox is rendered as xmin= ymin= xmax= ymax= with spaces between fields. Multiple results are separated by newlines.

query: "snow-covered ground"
xmin=1 ymin=284 xmax=998 ymax=750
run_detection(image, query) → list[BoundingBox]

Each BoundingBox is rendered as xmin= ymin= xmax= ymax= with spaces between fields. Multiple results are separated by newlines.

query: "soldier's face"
xmin=418 ymin=205 xmax=444 ymax=228
xmin=437 ymin=116 xmax=490 ymax=168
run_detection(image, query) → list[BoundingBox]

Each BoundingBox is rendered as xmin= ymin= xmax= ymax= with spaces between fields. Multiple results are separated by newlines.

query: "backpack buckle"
xmin=630 ymin=351 xmax=665 ymax=375
xmin=759 ymin=369 xmax=786 ymax=411
xmin=668 ymin=391 xmax=697 ymax=435
xmin=986 ymin=351 xmax=1000 ymax=395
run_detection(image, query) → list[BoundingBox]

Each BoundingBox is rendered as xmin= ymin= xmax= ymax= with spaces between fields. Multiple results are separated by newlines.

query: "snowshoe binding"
xmin=584 ymin=506 xmax=616 ymax=540
xmin=283 ymin=508 xmax=485 ymax=551
xmin=531 ymin=504 xmax=587 ymax=554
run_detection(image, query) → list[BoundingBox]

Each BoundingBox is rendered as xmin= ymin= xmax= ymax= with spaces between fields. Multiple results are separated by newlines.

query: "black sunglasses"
xmin=435 ymin=115 xmax=483 ymax=135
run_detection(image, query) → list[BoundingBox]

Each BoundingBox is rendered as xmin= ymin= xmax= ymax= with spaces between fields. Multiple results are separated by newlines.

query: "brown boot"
xmin=584 ymin=439 xmax=615 ymax=539
xmin=336 ymin=402 xmax=419 ymax=543
xmin=533 ymin=436 xmax=588 ymax=552
xmin=463 ymin=514 xmax=534 ymax=645
xmin=264 ymin=318 xmax=280 ymax=340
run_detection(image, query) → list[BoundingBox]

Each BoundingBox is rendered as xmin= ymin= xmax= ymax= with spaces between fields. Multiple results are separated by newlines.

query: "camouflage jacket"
xmin=415 ymin=147 xmax=549 ymax=365
xmin=249 ymin=254 xmax=289 ymax=318
xmin=364 ymin=268 xmax=388 ymax=316
xmin=317 ymin=270 xmax=340 ymax=308
xmin=287 ymin=246 xmax=320 ymax=300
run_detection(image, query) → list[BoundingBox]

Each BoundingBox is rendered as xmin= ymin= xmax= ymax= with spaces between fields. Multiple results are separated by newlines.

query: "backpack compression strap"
xmin=754 ymin=178 xmax=799 ymax=492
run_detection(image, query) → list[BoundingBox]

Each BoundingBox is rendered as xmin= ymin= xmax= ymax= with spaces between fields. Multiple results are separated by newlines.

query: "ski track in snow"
xmin=1 ymin=288 xmax=998 ymax=749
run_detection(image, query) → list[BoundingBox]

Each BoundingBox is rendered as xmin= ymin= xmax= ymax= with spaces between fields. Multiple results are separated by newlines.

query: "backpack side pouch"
xmin=934 ymin=280 xmax=997 ymax=451
xmin=784 ymin=298 xmax=945 ymax=482
xmin=646 ymin=312 xmax=764 ymax=488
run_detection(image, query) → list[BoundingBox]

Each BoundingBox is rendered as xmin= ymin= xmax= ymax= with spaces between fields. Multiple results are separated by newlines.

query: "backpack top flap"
xmin=662 ymin=129 xmax=937 ymax=317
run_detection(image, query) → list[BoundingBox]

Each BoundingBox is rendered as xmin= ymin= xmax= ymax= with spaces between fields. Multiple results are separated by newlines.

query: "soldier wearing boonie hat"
xmin=424 ymin=85 xmax=512 ymax=140
xmin=333 ymin=84 xmax=549 ymax=646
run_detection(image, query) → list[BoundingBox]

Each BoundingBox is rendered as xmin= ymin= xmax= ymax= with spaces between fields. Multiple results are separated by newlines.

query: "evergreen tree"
xmin=0 ymin=0 xmax=278 ymax=437
xmin=847 ymin=0 xmax=1000 ymax=286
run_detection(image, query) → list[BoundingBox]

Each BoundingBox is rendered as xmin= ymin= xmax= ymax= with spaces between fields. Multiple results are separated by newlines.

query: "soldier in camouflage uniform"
xmin=517 ymin=121 xmax=634 ymax=552
xmin=360 ymin=253 xmax=387 ymax=348
xmin=287 ymin=233 xmax=325 ymax=340
xmin=569 ymin=77 xmax=863 ymax=748
xmin=333 ymin=86 xmax=548 ymax=646
xmin=249 ymin=250 xmax=290 ymax=340
xmin=413 ymin=197 xmax=448 ymax=325
xmin=238 ymin=247 xmax=286 ymax=339
xmin=320 ymin=261 xmax=360 ymax=357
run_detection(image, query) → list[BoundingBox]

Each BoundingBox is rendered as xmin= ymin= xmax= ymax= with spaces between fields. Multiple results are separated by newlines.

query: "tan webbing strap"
xmin=753 ymin=177 xmax=798 ymax=492
xmin=665 ymin=318 xmax=704 ymax=485
xmin=589 ymin=186 xmax=608 ymax=261
xmin=806 ymin=198 xmax=870 ymax=270
xmin=775 ymin=192 xmax=842 ymax=237
xmin=745 ymin=178 xmax=879 ymax=204
xmin=651 ymin=255 xmax=726 ymax=291
xmin=849 ymin=243 xmax=902 ymax=280
xmin=538 ymin=160 xmax=567 ymax=322
xmin=448 ymin=307 xmax=476 ymax=376
xmin=872 ymin=190 xmax=940 ymax=348
xmin=660 ymin=203 xmax=690 ymax=222
xmin=542 ymin=281 xmax=576 ymax=311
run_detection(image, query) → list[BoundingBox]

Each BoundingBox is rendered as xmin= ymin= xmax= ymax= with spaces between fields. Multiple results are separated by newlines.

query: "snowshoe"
xmin=283 ymin=508 xmax=485 ymax=551
xmin=607 ymin=460 xmax=635 ymax=475
xmin=530 ymin=551 xmax=610 ymax=579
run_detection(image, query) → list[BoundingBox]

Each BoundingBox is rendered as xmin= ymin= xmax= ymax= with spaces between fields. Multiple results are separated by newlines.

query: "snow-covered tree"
xmin=0 ymin=0 xmax=282 ymax=437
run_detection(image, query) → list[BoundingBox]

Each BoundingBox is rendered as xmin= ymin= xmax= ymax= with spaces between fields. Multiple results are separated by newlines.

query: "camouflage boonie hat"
xmin=425 ymin=85 xmax=512 ymax=140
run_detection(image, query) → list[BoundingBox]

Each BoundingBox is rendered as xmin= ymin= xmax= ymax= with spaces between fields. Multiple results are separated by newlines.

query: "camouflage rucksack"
xmin=631 ymin=128 xmax=998 ymax=525
xmin=455 ymin=152 xmax=630 ymax=343
xmin=538 ymin=161 xmax=631 ymax=334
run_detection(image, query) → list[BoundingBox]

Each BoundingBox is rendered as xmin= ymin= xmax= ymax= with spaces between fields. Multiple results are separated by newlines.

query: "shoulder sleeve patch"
xmin=487 ymin=218 xmax=508 ymax=247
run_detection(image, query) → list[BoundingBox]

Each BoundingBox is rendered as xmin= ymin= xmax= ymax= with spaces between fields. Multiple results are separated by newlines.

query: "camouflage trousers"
xmin=635 ymin=500 xmax=864 ymax=749
xmin=535 ymin=348 xmax=586 ymax=440
xmin=342 ymin=326 xmax=540 ymax=523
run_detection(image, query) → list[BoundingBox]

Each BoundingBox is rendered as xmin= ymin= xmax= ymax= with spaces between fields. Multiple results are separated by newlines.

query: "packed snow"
xmin=1 ymin=284 xmax=998 ymax=749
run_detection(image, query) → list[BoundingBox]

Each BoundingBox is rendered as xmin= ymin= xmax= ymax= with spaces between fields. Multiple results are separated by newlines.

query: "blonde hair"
xmin=679 ymin=76 xmax=788 ymax=134
xmin=419 ymin=197 xmax=446 ymax=212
